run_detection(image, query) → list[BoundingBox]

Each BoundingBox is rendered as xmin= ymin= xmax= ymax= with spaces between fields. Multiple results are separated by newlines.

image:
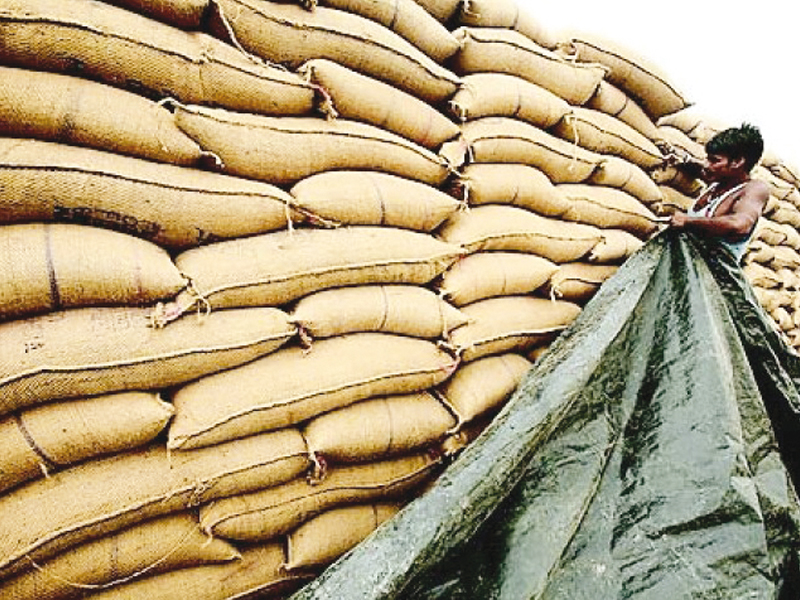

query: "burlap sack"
xmin=0 ymin=429 xmax=308 ymax=580
xmin=753 ymin=166 xmax=800 ymax=205
xmin=755 ymin=219 xmax=800 ymax=250
xmin=290 ymin=285 xmax=467 ymax=339
xmin=285 ymin=503 xmax=400 ymax=571
xmin=649 ymin=163 xmax=705 ymax=199
xmin=317 ymin=0 xmax=459 ymax=62
xmin=753 ymin=287 xmax=783 ymax=313
xmin=771 ymin=306 xmax=794 ymax=332
xmin=210 ymin=0 xmax=460 ymax=103
xmin=439 ymin=117 xmax=603 ymax=184
xmin=656 ymin=107 xmax=727 ymax=144
xmin=436 ymin=353 xmax=531 ymax=426
xmin=0 ymin=0 xmax=316 ymax=115
xmin=0 ymin=224 xmax=186 ymax=321
xmin=0 ymin=306 xmax=296 ymax=412
xmin=561 ymin=33 xmax=689 ymax=119
xmin=0 ymin=66 xmax=202 ymax=166
xmin=199 ymin=453 xmax=440 ymax=540
xmin=770 ymin=245 xmax=800 ymax=270
xmin=0 ymin=513 xmax=239 ymax=600
xmin=168 ymin=332 xmax=459 ymax=449
xmin=174 ymin=105 xmax=450 ymax=186
xmin=656 ymin=185 xmax=696 ymax=214
xmin=437 ymin=205 xmax=603 ymax=263
xmin=553 ymin=107 xmax=665 ymax=169
xmin=0 ymin=138 xmax=295 ymax=250
xmin=447 ymin=73 xmax=571 ymax=129
xmin=456 ymin=0 xmax=557 ymax=49
xmin=655 ymin=125 xmax=706 ymax=162
xmin=544 ymin=262 xmax=619 ymax=303
xmin=586 ymin=80 xmax=660 ymax=141
xmin=451 ymin=28 xmax=606 ymax=105
xmin=587 ymin=229 xmax=645 ymax=263
xmin=449 ymin=296 xmax=582 ymax=362
xmin=412 ymin=0 xmax=460 ymax=22
xmin=172 ymin=226 xmax=463 ymax=314
xmin=84 ymin=543 xmax=306 ymax=600
xmin=760 ymin=152 xmax=800 ymax=188
xmin=437 ymin=252 xmax=558 ymax=307
xmin=589 ymin=155 xmax=664 ymax=205
xmin=302 ymin=392 xmax=456 ymax=463
xmin=768 ymin=201 xmax=800 ymax=229
xmin=103 ymin=0 xmax=212 ymax=29
xmin=289 ymin=170 xmax=460 ymax=231
xmin=776 ymin=267 xmax=800 ymax=291
xmin=743 ymin=262 xmax=782 ymax=289
xmin=0 ymin=391 xmax=172 ymax=494
xmin=744 ymin=240 xmax=776 ymax=265
xmin=301 ymin=59 xmax=459 ymax=150
xmin=556 ymin=183 xmax=659 ymax=238
xmin=453 ymin=164 xmax=570 ymax=217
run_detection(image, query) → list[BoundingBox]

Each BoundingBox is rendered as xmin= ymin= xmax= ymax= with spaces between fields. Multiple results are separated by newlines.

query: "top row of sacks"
xmin=0 ymin=0 xmax=690 ymax=122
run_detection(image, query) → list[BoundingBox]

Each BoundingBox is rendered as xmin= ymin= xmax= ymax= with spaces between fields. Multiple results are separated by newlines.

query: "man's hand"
xmin=670 ymin=211 xmax=688 ymax=229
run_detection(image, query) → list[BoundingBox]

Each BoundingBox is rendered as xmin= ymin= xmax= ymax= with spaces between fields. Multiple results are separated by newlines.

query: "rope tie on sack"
xmin=23 ymin=523 xmax=203 ymax=591
xmin=15 ymin=414 xmax=61 ymax=477
xmin=568 ymin=112 xmax=581 ymax=174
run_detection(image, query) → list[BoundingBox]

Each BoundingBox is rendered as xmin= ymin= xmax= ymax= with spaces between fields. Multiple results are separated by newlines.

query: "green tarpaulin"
xmin=291 ymin=231 xmax=800 ymax=600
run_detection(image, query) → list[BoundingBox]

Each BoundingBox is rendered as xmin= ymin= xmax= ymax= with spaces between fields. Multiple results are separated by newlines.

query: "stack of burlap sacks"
xmin=0 ymin=0 xmax=798 ymax=598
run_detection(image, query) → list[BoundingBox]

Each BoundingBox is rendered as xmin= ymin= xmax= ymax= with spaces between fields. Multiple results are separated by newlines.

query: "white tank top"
xmin=687 ymin=182 xmax=752 ymax=262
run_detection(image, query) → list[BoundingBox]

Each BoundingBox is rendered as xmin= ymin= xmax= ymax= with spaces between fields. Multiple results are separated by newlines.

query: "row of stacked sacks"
xmin=653 ymin=107 xmax=800 ymax=351
xmin=0 ymin=0 xmax=798 ymax=598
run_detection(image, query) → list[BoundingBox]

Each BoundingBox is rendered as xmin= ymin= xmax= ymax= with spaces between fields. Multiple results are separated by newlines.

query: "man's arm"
xmin=670 ymin=180 xmax=770 ymax=237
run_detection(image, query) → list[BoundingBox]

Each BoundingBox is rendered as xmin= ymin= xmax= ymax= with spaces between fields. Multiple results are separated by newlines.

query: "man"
xmin=669 ymin=123 xmax=770 ymax=262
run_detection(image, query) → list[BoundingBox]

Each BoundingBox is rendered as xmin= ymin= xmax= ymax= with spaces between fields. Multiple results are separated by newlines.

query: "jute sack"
xmin=174 ymin=105 xmax=450 ymax=186
xmin=744 ymin=240 xmax=776 ymax=265
xmin=437 ymin=252 xmax=559 ymax=307
xmin=560 ymin=33 xmax=689 ymax=119
xmin=760 ymin=151 xmax=800 ymax=188
xmin=0 ymin=0 xmax=316 ymax=116
xmin=586 ymin=80 xmax=660 ymax=141
xmin=587 ymin=229 xmax=644 ymax=263
xmin=0 ymin=306 xmax=296 ymax=413
xmin=437 ymin=205 xmax=604 ymax=263
xmin=285 ymin=503 xmax=400 ymax=571
xmin=0 ymin=224 xmax=186 ymax=321
xmin=210 ymin=0 xmax=460 ymax=104
xmin=0 ymin=391 xmax=172 ymax=494
xmin=103 ymin=0 xmax=211 ymax=29
xmin=655 ymin=124 xmax=706 ymax=162
xmin=84 ymin=543 xmax=308 ymax=600
xmin=655 ymin=106 xmax=726 ymax=141
xmin=771 ymin=306 xmax=794 ymax=332
xmin=656 ymin=184 xmax=696 ymax=214
xmin=449 ymin=296 xmax=582 ymax=362
xmin=316 ymin=0 xmax=459 ymax=62
xmin=589 ymin=155 xmax=664 ymax=205
xmin=0 ymin=429 xmax=308 ymax=580
xmin=447 ymin=73 xmax=571 ymax=129
xmin=776 ymin=268 xmax=800 ymax=291
xmin=439 ymin=118 xmax=603 ymax=184
xmin=172 ymin=227 xmax=463 ymax=314
xmin=753 ymin=288 xmax=783 ymax=313
xmin=456 ymin=0 xmax=558 ymax=49
xmin=168 ymin=332 xmax=459 ymax=449
xmin=544 ymin=262 xmax=619 ymax=303
xmin=436 ymin=353 xmax=531 ymax=427
xmin=753 ymin=166 xmax=800 ymax=206
xmin=755 ymin=219 xmax=800 ymax=250
xmin=302 ymin=392 xmax=456 ymax=464
xmin=411 ymin=0 xmax=460 ymax=22
xmin=289 ymin=170 xmax=460 ymax=231
xmin=453 ymin=164 xmax=571 ymax=218
xmin=0 ymin=138 xmax=294 ymax=251
xmin=290 ymin=285 xmax=467 ymax=339
xmin=553 ymin=107 xmax=665 ymax=169
xmin=450 ymin=28 xmax=606 ymax=105
xmin=556 ymin=183 xmax=659 ymax=238
xmin=0 ymin=66 xmax=202 ymax=167
xmin=768 ymin=201 xmax=800 ymax=229
xmin=648 ymin=162 xmax=705 ymax=199
xmin=743 ymin=263 xmax=782 ymax=290
xmin=199 ymin=453 xmax=440 ymax=540
xmin=769 ymin=245 xmax=800 ymax=270
xmin=0 ymin=513 xmax=239 ymax=600
xmin=300 ymin=59 xmax=459 ymax=150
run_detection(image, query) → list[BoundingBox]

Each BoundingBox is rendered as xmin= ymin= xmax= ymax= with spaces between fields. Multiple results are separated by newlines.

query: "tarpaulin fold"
xmin=290 ymin=231 xmax=800 ymax=600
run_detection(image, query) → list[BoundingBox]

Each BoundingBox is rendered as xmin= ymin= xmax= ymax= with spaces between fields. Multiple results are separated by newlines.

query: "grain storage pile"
xmin=0 ymin=0 xmax=798 ymax=598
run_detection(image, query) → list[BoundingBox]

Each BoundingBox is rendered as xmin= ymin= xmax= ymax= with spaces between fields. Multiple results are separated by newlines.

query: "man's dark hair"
xmin=705 ymin=123 xmax=764 ymax=171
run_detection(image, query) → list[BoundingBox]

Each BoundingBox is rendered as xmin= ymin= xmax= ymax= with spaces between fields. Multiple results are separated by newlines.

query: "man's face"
xmin=703 ymin=153 xmax=743 ymax=182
